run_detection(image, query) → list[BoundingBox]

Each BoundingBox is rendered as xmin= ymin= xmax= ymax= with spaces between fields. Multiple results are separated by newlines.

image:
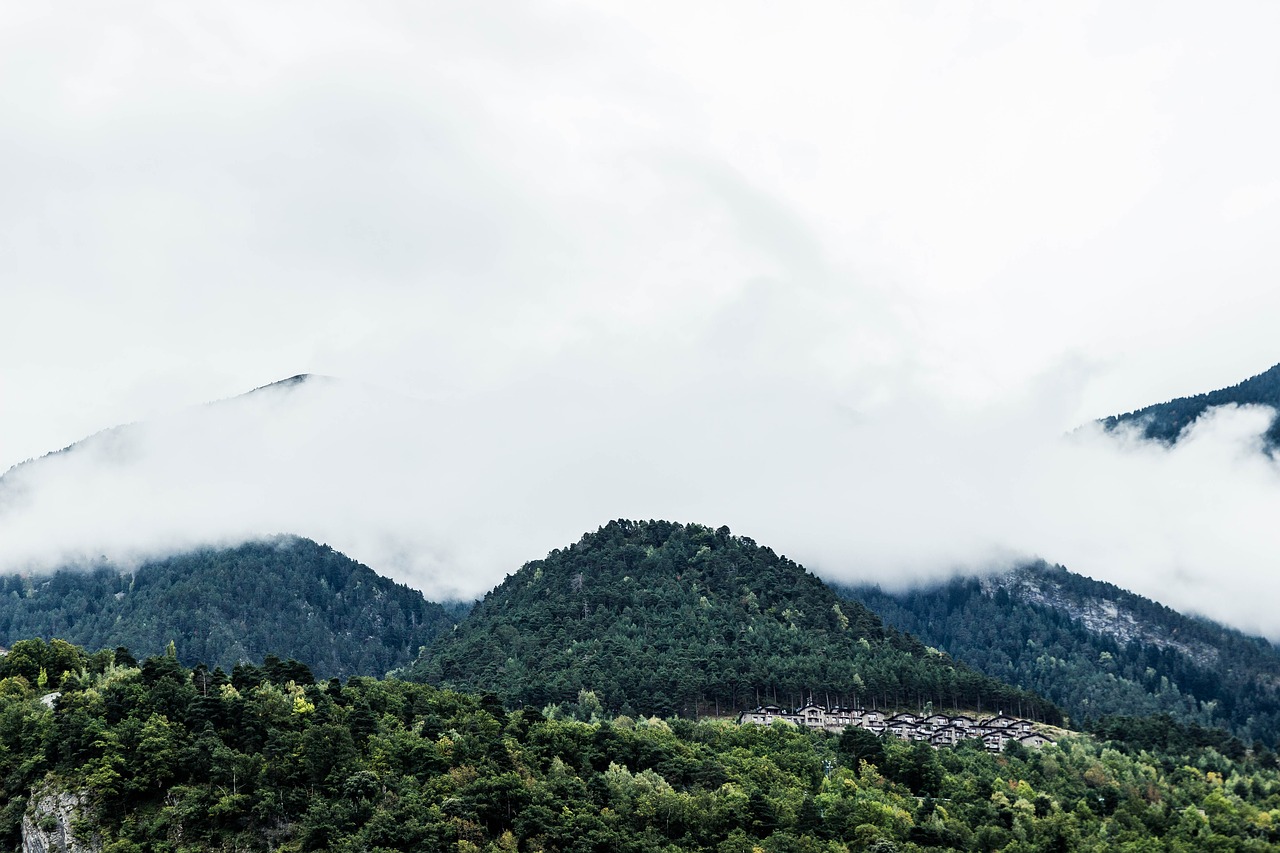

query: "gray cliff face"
xmin=19 ymin=788 xmax=100 ymax=853
xmin=980 ymin=567 xmax=1222 ymax=668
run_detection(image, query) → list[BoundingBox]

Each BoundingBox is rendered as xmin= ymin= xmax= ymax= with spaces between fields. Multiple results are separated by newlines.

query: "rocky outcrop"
xmin=981 ymin=567 xmax=1222 ymax=668
xmin=19 ymin=784 xmax=100 ymax=853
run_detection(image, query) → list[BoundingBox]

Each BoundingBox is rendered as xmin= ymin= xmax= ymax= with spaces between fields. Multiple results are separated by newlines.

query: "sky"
xmin=2 ymin=3 xmax=1280 ymax=634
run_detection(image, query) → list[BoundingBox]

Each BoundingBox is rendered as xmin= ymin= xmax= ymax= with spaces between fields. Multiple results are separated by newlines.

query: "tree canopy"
xmin=2 ymin=638 xmax=1280 ymax=851
xmin=0 ymin=537 xmax=461 ymax=678
xmin=404 ymin=520 xmax=1060 ymax=723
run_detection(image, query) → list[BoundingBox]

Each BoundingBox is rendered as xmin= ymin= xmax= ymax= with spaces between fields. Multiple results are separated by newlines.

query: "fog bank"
xmin=2 ymin=376 xmax=1277 ymax=638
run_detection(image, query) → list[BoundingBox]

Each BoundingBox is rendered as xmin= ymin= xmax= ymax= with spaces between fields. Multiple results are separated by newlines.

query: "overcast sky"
xmin=3 ymin=3 xmax=1280 ymax=634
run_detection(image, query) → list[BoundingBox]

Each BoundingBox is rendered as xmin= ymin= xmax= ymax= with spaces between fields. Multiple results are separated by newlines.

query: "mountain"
xmin=0 ymin=537 xmax=461 ymax=678
xmin=1101 ymin=361 xmax=1280 ymax=447
xmin=0 ymin=374 xmax=327 ymax=483
xmin=0 ymin=373 xmax=503 ymax=598
xmin=402 ymin=519 xmax=1062 ymax=723
xmin=840 ymin=562 xmax=1280 ymax=742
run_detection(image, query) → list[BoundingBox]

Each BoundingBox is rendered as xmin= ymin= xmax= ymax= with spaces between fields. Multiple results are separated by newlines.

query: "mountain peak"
xmin=242 ymin=373 xmax=334 ymax=396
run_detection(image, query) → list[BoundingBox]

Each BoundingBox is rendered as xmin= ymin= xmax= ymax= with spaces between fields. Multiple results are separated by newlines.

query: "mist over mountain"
xmin=842 ymin=563 xmax=1280 ymax=742
xmin=2 ymin=365 xmax=1280 ymax=638
xmin=1101 ymin=362 xmax=1280 ymax=449
xmin=0 ymin=536 xmax=459 ymax=678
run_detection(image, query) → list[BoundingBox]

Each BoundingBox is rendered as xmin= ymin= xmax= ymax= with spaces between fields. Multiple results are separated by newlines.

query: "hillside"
xmin=402 ymin=519 xmax=1061 ymax=722
xmin=841 ymin=563 xmax=1280 ymax=742
xmin=2 ymin=641 xmax=1279 ymax=852
xmin=1101 ymin=361 xmax=1280 ymax=446
xmin=0 ymin=537 xmax=460 ymax=678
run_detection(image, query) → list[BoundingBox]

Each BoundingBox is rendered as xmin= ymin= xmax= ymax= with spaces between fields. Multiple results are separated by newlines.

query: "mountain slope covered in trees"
xmin=2 ymin=640 xmax=1280 ymax=852
xmin=1101 ymin=361 xmax=1280 ymax=447
xmin=0 ymin=537 xmax=459 ymax=678
xmin=403 ymin=519 xmax=1061 ymax=722
xmin=841 ymin=563 xmax=1280 ymax=742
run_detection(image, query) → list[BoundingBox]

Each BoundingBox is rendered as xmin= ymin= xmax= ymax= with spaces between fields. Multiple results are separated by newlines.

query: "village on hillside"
xmin=737 ymin=704 xmax=1055 ymax=752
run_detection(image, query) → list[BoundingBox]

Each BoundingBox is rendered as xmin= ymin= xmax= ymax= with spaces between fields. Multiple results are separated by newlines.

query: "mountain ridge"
xmin=0 ymin=373 xmax=326 ymax=481
xmin=841 ymin=561 xmax=1280 ymax=742
xmin=0 ymin=535 xmax=460 ymax=678
xmin=1101 ymin=361 xmax=1280 ymax=447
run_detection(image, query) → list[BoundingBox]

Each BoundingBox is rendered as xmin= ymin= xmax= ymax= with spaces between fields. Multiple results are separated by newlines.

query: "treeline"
xmin=405 ymin=520 xmax=1060 ymax=723
xmin=843 ymin=564 xmax=1280 ymax=743
xmin=0 ymin=537 xmax=460 ymax=678
xmin=1101 ymin=361 xmax=1280 ymax=446
xmin=4 ymin=638 xmax=1280 ymax=851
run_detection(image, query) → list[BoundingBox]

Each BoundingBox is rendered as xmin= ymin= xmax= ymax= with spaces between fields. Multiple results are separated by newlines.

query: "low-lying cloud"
xmin=4 ymin=3 xmax=1280 ymax=641
xmin=2 ymin=373 xmax=1278 ymax=640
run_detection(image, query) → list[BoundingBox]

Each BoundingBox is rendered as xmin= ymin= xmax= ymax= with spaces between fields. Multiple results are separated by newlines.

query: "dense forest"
xmin=0 ymin=538 xmax=460 ymax=678
xmin=1101 ymin=361 xmax=1280 ymax=447
xmin=3 ymin=638 xmax=1280 ymax=851
xmin=403 ymin=520 xmax=1060 ymax=723
xmin=842 ymin=563 xmax=1280 ymax=743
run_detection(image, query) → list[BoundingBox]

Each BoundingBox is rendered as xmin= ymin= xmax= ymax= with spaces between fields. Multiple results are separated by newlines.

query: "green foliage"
xmin=403 ymin=520 xmax=1060 ymax=722
xmin=1101 ymin=361 xmax=1280 ymax=446
xmin=0 ymin=537 xmax=462 ymax=679
xmin=842 ymin=562 xmax=1280 ymax=742
xmin=0 ymin=638 xmax=86 ymax=689
xmin=4 ymin=641 xmax=1280 ymax=852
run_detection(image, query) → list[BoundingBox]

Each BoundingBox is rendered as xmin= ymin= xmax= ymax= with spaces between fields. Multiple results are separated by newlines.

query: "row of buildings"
xmin=737 ymin=704 xmax=1055 ymax=752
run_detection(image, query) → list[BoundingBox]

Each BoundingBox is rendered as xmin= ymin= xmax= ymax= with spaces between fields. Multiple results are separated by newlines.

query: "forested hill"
xmin=841 ymin=563 xmax=1280 ymax=742
xmin=0 ymin=537 xmax=460 ymax=678
xmin=402 ymin=520 xmax=1061 ymax=722
xmin=1100 ymin=361 xmax=1280 ymax=446
xmin=5 ymin=641 xmax=1280 ymax=851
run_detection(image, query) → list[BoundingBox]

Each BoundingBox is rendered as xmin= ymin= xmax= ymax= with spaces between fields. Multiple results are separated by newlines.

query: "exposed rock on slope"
xmin=843 ymin=562 xmax=1280 ymax=741
xmin=20 ymin=783 xmax=99 ymax=853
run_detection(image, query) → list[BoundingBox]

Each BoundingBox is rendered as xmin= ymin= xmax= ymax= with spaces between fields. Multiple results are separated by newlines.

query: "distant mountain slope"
xmin=1101 ymin=361 xmax=1280 ymax=446
xmin=0 ymin=537 xmax=461 ymax=678
xmin=0 ymin=374 xmax=327 ymax=483
xmin=840 ymin=563 xmax=1280 ymax=742
xmin=402 ymin=519 xmax=1061 ymax=722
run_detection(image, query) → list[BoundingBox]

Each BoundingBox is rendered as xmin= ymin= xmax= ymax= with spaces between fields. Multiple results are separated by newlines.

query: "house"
xmin=823 ymin=708 xmax=857 ymax=732
xmin=737 ymin=705 xmax=787 ymax=725
xmin=930 ymin=726 xmax=963 ymax=747
xmin=979 ymin=715 xmax=1020 ymax=730
xmin=783 ymin=704 xmax=822 ymax=729
xmin=982 ymin=731 xmax=1011 ymax=752
xmin=888 ymin=720 xmax=918 ymax=739
xmin=734 ymin=701 xmax=1052 ymax=752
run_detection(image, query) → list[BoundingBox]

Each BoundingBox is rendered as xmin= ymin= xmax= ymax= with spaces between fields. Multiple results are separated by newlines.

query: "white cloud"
xmin=2 ymin=3 xmax=1280 ymax=635
xmin=3 ymin=374 xmax=1279 ymax=641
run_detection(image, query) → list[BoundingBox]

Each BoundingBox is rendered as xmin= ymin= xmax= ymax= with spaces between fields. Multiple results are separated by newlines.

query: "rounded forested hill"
xmin=403 ymin=519 xmax=1060 ymax=721
xmin=0 ymin=537 xmax=460 ymax=678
